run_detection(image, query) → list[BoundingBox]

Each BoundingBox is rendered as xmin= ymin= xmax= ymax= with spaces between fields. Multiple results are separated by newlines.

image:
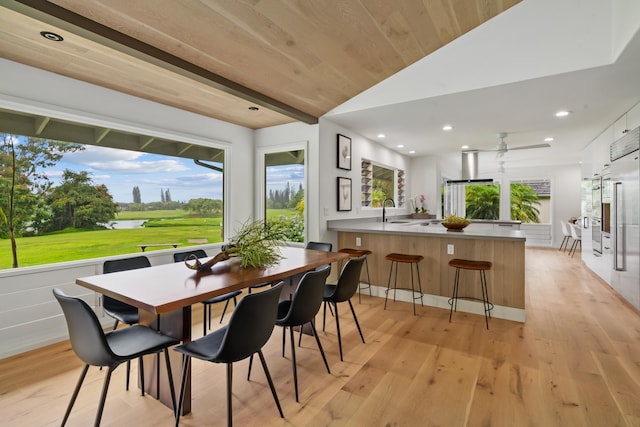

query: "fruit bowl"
xmin=442 ymin=221 xmax=469 ymax=231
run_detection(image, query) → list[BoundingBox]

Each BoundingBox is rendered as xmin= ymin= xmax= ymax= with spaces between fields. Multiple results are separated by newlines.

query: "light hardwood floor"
xmin=1 ymin=248 xmax=639 ymax=427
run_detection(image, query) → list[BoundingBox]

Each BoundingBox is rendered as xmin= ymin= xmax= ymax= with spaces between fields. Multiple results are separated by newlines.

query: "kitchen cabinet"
xmin=613 ymin=101 xmax=640 ymax=141
xmin=626 ymin=102 xmax=640 ymax=131
xmin=591 ymin=125 xmax=614 ymax=173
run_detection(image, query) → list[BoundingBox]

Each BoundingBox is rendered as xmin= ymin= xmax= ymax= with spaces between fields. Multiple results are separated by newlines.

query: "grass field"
xmin=0 ymin=220 xmax=222 ymax=269
xmin=0 ymin=209 xmax=298 ymax=269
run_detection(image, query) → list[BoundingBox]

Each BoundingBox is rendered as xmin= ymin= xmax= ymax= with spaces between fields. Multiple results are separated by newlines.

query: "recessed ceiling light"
xmin=248 ymin=106 xmax=259 ymax=111
xmin=40 ymin=31 xmax=64 ymax=42
xmin=397 ymin=144 xmax=404 ymax=148
xmin=377 ymin=133 xmax=386 ymax=138
xmin=544 ymin=137 xmax=554 ymax=142
xmin=555 ymin=110 xmax=570 ymax=117
xmin=409 ymin=150 xmax=415 ymax=154
xmin=442 ymin=125 xmax=453 ymax=131
xmin=461 ymin=145 xmax=469 ymax=149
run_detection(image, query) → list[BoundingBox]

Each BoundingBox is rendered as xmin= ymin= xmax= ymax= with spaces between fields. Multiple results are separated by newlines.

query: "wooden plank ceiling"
xmin=0 ymin=0 xmax=520 ymax=131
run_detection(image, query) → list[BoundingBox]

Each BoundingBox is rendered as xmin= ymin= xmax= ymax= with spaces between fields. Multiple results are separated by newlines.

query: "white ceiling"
xmin=325 ymin=0 xmax=640 ymax=174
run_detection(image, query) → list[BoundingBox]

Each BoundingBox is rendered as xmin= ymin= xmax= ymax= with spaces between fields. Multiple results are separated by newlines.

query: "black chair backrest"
xmin=330 ymin=256 xmax=365 ymax=303
xmin=306 ymin=242 xmax=332 ymax=272
xmin=173 ymin=249 xmax=207 ymax=263
xmin=215 ymin=281 xmax=284 ymax=363
xmin=280 ymin=267 xmax=330 ymax=326
xmin=305 ymin=241 xmax=332 ymax=252
xmin=102 ymin=256 xmax=151 ymax=312
xmin=53 ymin=288 xmax=115 ymax=367
xmin=103 ymin=256 xmax=151 ymax=274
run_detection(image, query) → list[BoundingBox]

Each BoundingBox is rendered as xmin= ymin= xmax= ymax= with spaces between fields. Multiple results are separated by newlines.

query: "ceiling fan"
xmin=491 ymin=132 xmax=551 ymax=158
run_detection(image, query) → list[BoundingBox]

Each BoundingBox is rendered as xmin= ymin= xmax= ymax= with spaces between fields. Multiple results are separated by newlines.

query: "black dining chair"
xmin=274 ymin=267 xmax=332 ymax=402
xmin=53 ymin=288 xmax=179 ymax=427
xmin=173 ymin=249 xmax=242 ymax=335
xmin=102 ymin=255 xmax=151 ymax=330
xmin=322 ymin=256 xmax=366 ymax=361
xmin=102 ymin=255 xmax=151 ymax=390
xmin=174 ymin=281 xmax=285 ymax=427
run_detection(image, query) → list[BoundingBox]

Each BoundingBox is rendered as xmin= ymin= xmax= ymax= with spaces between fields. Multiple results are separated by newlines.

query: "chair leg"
xmin=226 ymin=363 xmax=233 ymax=427
xmin=61 ymin=363 xmax=89 ymax=426
xmin=175 ymin=356 xmax=190 ymax=426
xmin=449 ymin=268 xmax=460 ymax=323
xmin=219 ymin=298 xmax=232 ymax=324
xmin=289 ymin=326 xmax=299 ymax=402
xmin=257 ymin=350 xmax=284 ymax=419
xmin=309 ymin=320 xmax=330 ymax=374
xmin=333 ymin=303 xmax=343 ymax=361
xmin=348 ymin=300 xmax=365 ymax=344
xmin=139 ymin=356 xmax=145 ymax=396
xmin=247 ymin=354 xmax=254 ymax=381
xmin=112 ymin=320 xmax=119 ymax=330
xmin=358 ymin=257 xmax=372 ymax=304
xmin=94 ymin=366 xmax=115 ymax=427
xmin=203 ymin=304 xmax=208 ymax=336
xmin=384 ymin=261 xmax=394 ymax=310
xmin=164 ymin=349 xmax=177 ymax=415
xmin=282 ymin=326 xmax=287 ymax=357
xmin=126 ymin=360 xmax=131 ymax=390
xmin=322 ymin=301 xmax=327 ymax=332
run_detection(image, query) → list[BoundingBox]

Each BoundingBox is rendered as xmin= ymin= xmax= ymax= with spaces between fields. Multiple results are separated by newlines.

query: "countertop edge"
xmin=327 ymin=219 xmax=526 ymax=241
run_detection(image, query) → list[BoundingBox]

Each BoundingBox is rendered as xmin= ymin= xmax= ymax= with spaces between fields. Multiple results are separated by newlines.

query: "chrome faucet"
xmin=382 ymin=198 xmax=395 ymax=222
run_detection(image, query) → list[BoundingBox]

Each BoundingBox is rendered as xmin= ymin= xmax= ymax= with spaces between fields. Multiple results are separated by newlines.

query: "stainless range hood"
xmin=447 ymin=151 xmax=494 ymax=184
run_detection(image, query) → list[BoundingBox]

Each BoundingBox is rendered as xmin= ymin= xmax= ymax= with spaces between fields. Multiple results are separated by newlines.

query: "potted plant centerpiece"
xmin=184 ymin=219 xmax=285 ymax=271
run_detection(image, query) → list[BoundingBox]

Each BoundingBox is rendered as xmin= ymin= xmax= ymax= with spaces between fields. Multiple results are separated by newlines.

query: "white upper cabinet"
xmin=613 ymin=102 xmax=640 ymax=141
xmin=592 ymin=125 xmax=614 ymax=173
xmin=626 ymin=102 xmax=640 ymax=131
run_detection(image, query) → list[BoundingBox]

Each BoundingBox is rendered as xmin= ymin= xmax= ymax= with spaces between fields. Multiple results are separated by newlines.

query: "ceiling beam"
xmin=9 ymin=0 xmax=318 ymax=125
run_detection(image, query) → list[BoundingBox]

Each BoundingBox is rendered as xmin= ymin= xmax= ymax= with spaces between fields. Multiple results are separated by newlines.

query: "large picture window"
xmin=1 ymin=111 xmax=225 ymax=269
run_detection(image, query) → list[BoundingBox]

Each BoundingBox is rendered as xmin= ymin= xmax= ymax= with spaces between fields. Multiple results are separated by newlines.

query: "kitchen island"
xmin=327 ymin=218 xmax=526 ymax=322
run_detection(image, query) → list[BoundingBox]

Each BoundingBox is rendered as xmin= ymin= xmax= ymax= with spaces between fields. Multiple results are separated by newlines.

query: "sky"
xmin=46 ymin=144 xmax=304 ymax=204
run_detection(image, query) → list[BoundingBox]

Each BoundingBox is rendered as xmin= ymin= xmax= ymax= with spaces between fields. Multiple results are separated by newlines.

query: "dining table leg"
xmin=140 ymin=306 xmax=192 ymax=415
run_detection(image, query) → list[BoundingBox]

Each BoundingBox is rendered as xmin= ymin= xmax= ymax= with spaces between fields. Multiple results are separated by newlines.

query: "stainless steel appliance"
xmin=610 ymin=126 xmax=640 ymax=310
xmin=592 ymin=176 xmax=602 ymax=255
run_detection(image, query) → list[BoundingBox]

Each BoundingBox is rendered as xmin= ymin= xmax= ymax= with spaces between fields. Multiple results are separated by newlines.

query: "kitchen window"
xmin=361 ymin=160 xmax=405 ymax=207
xmin=510 ymin=179 xmax=549 ymax=223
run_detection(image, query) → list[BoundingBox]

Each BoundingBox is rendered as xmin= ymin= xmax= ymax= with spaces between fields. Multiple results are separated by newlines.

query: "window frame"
xmin=257 ymin=141 xmax=308 ymax=243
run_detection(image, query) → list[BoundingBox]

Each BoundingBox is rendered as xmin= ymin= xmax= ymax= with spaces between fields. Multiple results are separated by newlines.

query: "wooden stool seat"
xmin=384 ymin=253 xmax=424 ymax=315
xmin=448 ymin=258 xmax=493 ymax=329
xmin=448 ymin=259 xmax=492 ymax=271
xmin=385 ymin=253 xmax=424 ymax=263
xmin=338 ymin=248 xmax=372 ymax=257
xmin=338 ymin=248 xmax=373 ymax=303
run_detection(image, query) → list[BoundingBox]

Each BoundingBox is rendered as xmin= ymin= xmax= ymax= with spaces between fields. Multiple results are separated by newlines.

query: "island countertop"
xmin=327 ymin=217 xmax=526 ymax=323
xmin=327 ymin=218 xmax=526 ymax=241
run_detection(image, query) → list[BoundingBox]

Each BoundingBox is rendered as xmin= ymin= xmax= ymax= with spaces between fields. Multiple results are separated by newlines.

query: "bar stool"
xmin=384 ymin=253 xmax=424 ymax=315
xmin=448 ymin=258 xmax=493 ymax=329
xmin=338 ymin=248 xmax=372 ymax=303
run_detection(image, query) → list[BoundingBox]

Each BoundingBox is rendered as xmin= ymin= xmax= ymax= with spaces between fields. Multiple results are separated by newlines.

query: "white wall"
xmin=317 ymin=118 xmax=412 ymax=246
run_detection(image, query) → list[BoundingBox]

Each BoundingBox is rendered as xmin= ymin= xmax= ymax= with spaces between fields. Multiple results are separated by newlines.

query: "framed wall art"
xmin=337 ymin=134 xmax=351 ymax=170
xmin=337 ymin=177 xmax=352 ymax=211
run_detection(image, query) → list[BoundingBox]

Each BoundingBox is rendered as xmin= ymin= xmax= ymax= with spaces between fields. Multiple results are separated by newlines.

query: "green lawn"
xmin=115 ymin=209 xmax=194 ymax=220
xmin=0 ymin=222 xmax=222 ymax=269
xmin=0 ymin=211 xmax=298 ymax=269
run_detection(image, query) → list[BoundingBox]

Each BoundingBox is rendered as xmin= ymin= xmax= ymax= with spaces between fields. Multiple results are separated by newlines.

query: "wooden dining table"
xmin=75 ymin=246 xmax=348 ymax=414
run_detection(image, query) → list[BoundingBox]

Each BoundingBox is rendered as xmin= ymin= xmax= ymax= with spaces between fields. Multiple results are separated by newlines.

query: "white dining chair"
xmin=568 ymin=223 xmax=582 ymax=257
